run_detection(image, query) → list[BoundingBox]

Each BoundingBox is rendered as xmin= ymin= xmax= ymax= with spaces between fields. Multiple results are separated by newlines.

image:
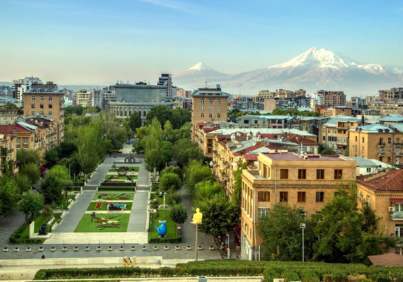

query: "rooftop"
xmin=358 ymin=169 xmax=403 ymax=192
xmin=209 ymin=127 xmax=316 ymax=137
xmin=350 ymin=157 xmax=393 ymax=168
xmin=263 ymin=151 xmax=345 ymax=161
xmin=323 ymin=115 xmax=361 ymax=127
xmin=380 ymin=114 xmax=403 ymax=123
xmin=352 ymin=124 xmax=399 ymax=133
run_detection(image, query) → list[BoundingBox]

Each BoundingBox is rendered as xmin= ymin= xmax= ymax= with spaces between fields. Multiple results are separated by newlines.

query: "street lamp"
xmin=192 ymin=208 xmax=203 ymax=261
xmin=300 ymin=223 xmax=306 ymax=262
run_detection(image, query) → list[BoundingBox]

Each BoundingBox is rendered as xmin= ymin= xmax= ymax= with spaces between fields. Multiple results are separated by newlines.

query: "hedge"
xmin=9 ymin=223 xmax=44 ymax=244
xmin=33 ymin=260 xmax=403 ymax=281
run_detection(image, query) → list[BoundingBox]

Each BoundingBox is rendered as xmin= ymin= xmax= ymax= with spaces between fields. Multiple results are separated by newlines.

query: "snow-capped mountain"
xmin=174 ymin=62 xmax=228 ymax=86
xmin=175 ymin=48 xmax=403 ymax=96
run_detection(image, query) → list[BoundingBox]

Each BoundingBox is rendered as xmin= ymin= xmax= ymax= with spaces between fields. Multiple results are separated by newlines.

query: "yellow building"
xmin=191 ymin=86 xmax=228 ymax=141
xmin=357 ymin=169 xmax=403 ymax=238
xmin=0 ymin=132 xmax=17 ymax=175
xmin=319 ymin=116 xmax=362 ymax=154
xmin=240 ymin=152 xmax=356 ymax=260
xmin=349 ymin=124 xmax=403 ymax=165
xmin=74 ymin=89 xmax=93 ymax=107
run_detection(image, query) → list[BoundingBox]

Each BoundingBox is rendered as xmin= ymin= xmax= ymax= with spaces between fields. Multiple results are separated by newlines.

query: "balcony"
xmin=391 ymin=211 xmax=403 ymax=221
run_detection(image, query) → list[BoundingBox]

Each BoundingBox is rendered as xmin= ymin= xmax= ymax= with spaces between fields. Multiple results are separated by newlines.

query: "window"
xmin=379 ymin=156 xmax=383 ymax=162
xmin=355 ymin=136 xmax=357 ymax=142
xmin=334 ymin=169 xmax=343 ymax=179
xmin=201 ymin=113 xmax=204 ymax=118
xmin=316 ymin=191 xmax=324 ymax=202
xmin=362 ymin=137 xmax=364 ymax=143
xmin=379 ymin=137 xmax=384 ymax=145
xmin=31 ymin=104 xmax=35 ymax=109
xmin=395 ymin=225 xmax=403 ymax=238
xmin=280 ymin=169 xmax=288 ymax=179
xmin=40 ymin=104 xmax=44 ymax=109
xmin=316 ymin=169 xmax=325 ymax=179
xmin=49 ymin=104 xmax=52 ymax=109
xmin=258 ymin=191 xmax=270 ymax=202
xmin=298 ymin=169 xmax=306 ymax=179
xmin=297 ymin=191 xmax=306 ymax=203
xmin=217 ymin=113 xmax=220 ymax=118
xmin=279 ymin=191 xmax=288 ymax=202
xmin=388 ymin=157 xmax=391 ymax=163
xmin=388 ymin=137 xmax=392 ymax=144
xmin=209 ymin=113 xmax=212 ymax=118
xmin=258 ymin=208 xmax=269 ymax=218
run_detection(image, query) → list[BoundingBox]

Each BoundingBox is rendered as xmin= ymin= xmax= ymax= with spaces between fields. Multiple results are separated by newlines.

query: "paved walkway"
xmin=0 ymin=212 xmax=24 ymax=245
xmin=44 ymin=232 xmax=148 ymax=245
xmin=86 ymin=157 xmax=115 ymax=188
xmin=53 ymin=191 xmax=95 ymax=233
xmin=128 ymin=191 xmax=149 ymax=232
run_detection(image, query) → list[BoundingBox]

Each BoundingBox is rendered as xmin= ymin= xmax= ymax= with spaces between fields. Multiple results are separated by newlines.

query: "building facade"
xmin=74 ymin=89 xmax=94 ymax=107
xmin=317 ymin=90 xmax=346 ymax=107
xmin=349 ymin=124 xmax=403 ymax=165
xmin=191 ymin=85 xmax=229 ymax=141
xmin=240 ymin=152 xmax=356 ymax=260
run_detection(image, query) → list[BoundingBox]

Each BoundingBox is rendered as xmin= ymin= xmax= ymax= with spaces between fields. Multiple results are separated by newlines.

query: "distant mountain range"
xmin=174 ymin=48 xmax=403 ymax=96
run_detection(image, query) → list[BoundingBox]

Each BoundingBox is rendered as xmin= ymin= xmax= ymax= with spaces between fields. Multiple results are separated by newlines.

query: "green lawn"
xmin=110 ymin=166 xmax=139 ymax=172
xmin=149 ymin=209 xmax=178 ymax=241
xmin=95 ymin=192 xmax=134 ymax=200
xmin=75 ymin=214 xmax=130 ymax=232
xmin=87 ymin=201 xmax=133 ymax=211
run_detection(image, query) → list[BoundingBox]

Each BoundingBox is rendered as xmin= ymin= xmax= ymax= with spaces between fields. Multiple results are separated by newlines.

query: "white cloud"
xmin=139 ymin=0 xmax=193 ymax=13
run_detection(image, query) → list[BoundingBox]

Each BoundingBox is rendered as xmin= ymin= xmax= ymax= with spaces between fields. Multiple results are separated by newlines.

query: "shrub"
xmin=170 ymin=205 xmax=187 ymax=224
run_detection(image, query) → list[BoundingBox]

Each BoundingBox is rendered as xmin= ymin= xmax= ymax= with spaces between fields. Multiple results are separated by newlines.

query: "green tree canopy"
xmin=185 ymin=161 xmax=212 ymax=192
xmin=41 ymin=165 xmax=72 ymax=204
xmin=170 ymin=204 xmax=188 ymax=224
xmin=17 ymin=149 xmax=40 ymax=167
xmin=159 ymin=172 xmax=182 ymax=191
xmin=128 ymin=111 xmax=142 ymax=132
xmin=20 ymin=163 xmax=40 ymax=185
xmin=18 ymin=190 xmax=44 ymax=223
xmin=0 ymin=177 xmax=19 ymax=215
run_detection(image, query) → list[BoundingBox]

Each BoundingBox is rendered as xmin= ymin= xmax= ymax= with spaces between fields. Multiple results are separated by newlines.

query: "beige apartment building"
xmin=349 ymin=124 xmax=403 ymax=165
xmin=319 ymin=116 xmax=362 ymax=154
xmin=74 ymin=89 xmax=93 ymax=107
xmin=191 ymin=85 xmax=228 ymax=141
xmin=317 ymin=90 xmax=346 ymax=107
xmin=23 ymin=91 xmax=64 ymax=144
xmin=357 ymin=169 xmax=403 ymax=238
xmin=240 ymin=152 xmax=356 ymax=260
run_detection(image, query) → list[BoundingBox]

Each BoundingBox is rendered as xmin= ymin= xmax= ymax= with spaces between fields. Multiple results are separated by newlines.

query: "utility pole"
xmin=300 ymin=223 xmax=306 ymax=262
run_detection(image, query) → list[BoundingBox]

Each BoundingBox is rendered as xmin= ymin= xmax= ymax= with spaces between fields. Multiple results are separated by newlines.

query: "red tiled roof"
xmin=244 ymin=153 xmax=258 ymax=161
xmin=358 ymin=169 xmax=403 ymax=192
xmin=0 ymin=124 xmax=30 ymax=135
xmin=264 ymin=152 xmax=343 ymax=161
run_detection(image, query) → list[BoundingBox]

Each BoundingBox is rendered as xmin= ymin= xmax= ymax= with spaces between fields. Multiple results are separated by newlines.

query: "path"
xmin=128 ymin=158 xmax=150 ymax=232
xmin=0 ymin=212 xmax=24 ymax=245
xmin=53 ymin=191 xmax=96 ymax=233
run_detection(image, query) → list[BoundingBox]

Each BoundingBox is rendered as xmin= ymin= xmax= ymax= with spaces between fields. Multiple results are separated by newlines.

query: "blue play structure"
xmin=156 ymin=220 xmax=167 ymax=237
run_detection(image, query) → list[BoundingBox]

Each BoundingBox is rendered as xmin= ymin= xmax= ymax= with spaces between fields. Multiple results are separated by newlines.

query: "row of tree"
xmin=260 ymin=190 xmax=394 ymax=263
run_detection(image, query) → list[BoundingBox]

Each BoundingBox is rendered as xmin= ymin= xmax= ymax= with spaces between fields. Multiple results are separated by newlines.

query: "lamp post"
xmin=300 ymin=223 xmax=306 ymax=262
xmin=192 ymin=208 xmax=203 ymax=261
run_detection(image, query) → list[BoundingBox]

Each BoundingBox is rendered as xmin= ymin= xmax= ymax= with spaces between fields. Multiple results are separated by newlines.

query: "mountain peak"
xmin=269 ymin=47 xmax=349 ymax=69
xmin=188 ymin=62 xmax=211 ymax=71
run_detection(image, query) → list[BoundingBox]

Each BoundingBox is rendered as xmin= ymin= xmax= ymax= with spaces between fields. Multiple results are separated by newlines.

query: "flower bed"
xmin=75 ymin=214 xmax=130 ymax=232
xmin=87 ymin=201 xmax=133 ymax=211
xmin=95 ymin=192 xmax=134 ymax=201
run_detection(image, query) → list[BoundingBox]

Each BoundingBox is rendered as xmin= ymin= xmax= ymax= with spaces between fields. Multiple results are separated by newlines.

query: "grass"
xmin=87 ymin=202 xmax=133 ymax=211
xmin=148 ymin=209 xmax=178 ymax=241
xmin=75 ymin=214 xmax=130 ymax=232
xmin=110 ymin=166 xmax=139 ymax=172
xmin=95 ymin=192 xmax=134 ymax=200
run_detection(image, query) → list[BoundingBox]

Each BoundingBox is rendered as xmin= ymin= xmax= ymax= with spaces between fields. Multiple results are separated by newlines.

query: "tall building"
xmin=107 ymin=82 xmax=174 ymax=124
xmin=157 ymin=73 xmax=175 ymax=98
xmin=23 ymin=85 xmax=64 ymax=144
xmin=191 ymin=85 xmax=229 ymax=140
xmin=379 ymin=88 xmax=403 ymax=103
xmin=317 ymin=90 xmax=346 ymax=107
xmin=74 ymin=89 xmax=94 ymax=108
xmin=13 ymin=78 xmax=57 ymax=103
xmin=240 ymin=152 xmax=356 ymax=260
xmin=349 ymin=124 xmax=403 ymax=165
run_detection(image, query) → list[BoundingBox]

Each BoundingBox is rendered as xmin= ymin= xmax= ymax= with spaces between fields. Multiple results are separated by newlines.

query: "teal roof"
xmin=380 ymin=115 xmax=403 ymax=123
xmin=354 ymin=124 xmax=394 ymax=133
xmin=323 ymin=115 xmax=360 ymax=127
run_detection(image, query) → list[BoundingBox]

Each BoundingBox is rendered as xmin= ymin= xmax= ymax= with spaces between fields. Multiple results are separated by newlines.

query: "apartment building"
xmin=319 ymin=116 xmax=362 ymax=154
xmin=0 ymin=132 xmax=17 ymax=175
xmin=240 ymin=152 xmax=356 ymax=260
xmin=349 ymin=124 xmax=403 ymax=165
xmin=237 ymin=115 xmax=294 ymax=128
xmin=213 ymin=133 xmax=318 ymax=197
xmin=318 ymin=106 xmax=353 ymax=117
xmin=357 ymin=169 xmax=403 ymax=238
xmin=74 ymin=89 xmax=94 ymax=107
xmin=23 ymin=90 xmax=64 ymax=144
xmin=194 ymin=124 xmax=317 ymax=158
xmin=317 ymin=90 xmax=346 ymax=107
xmin=379 ymin=88 xmax=403 ymax=103
xmin=191 ymin=85 xmax=229 ymax=140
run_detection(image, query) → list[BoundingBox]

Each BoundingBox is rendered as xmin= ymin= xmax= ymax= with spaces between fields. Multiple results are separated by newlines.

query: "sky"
xmin=1 ymin=0 xmax=403 ymax=84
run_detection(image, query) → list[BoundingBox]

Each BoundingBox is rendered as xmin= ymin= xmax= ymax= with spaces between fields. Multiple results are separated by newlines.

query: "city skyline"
xmin=1 ymin=0 xmax=403 ymax=84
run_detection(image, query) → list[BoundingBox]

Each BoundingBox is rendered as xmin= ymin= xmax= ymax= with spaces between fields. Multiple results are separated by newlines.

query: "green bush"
xmin=9 ymin=223 xmax=43 ymax=244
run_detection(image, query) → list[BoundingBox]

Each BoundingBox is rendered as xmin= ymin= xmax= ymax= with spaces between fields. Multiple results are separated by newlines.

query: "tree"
xmin=172 ymin=138 xmax=203 ymax=167
xmin=16 ymin=149 xmax=40 ymax=167
xmin=128 ymin=112 xmax=142 ymax=132
xmin=146 ymin=106 xmax=173 ymax=127
xmin=41 ymin=165 xmax=72 ymax=204
xmin=20 ymin=163 xmax=40 ymax=185
xmin=0 ymin=177 xmax=19 ymax=215
xmin=361 ymin=201 xmax=378 ymax=233
xmin=159 ymin=172 xmax=182 ymax=191
xmin=171 ymin=108 xmax=191 ymax=129
xmin=170 ymin=204 xmax=187 ymax=224
xmin=16 ymin=174 xmax=31 ymax=193
xmin=193 ymin=180 xmax=223 ymax=206
xmin=312 ymin=190 xmax=364 ymax=262
xmin=198 ymin=194 xmax=238 ymax=239
xmin=45 ymin=148 xmax=59 ymax=166
xmin=318 ymin=144 xmax=336 ymax=155
xmin=260 ymin=204 xmax=314 ymax=261
xmin=185 ymin=161 xmax=212 ymax=192
xmin=18 ymin=190 xmax=44 ymax=223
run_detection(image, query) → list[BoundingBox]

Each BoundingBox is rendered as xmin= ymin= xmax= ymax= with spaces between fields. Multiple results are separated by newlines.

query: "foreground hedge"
xmin=34 ymin=260 xmax=403 ymax=281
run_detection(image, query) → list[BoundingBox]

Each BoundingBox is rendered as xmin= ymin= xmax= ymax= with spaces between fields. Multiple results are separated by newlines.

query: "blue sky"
xmin=1 ymin=0 xmax=402 ymax=84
